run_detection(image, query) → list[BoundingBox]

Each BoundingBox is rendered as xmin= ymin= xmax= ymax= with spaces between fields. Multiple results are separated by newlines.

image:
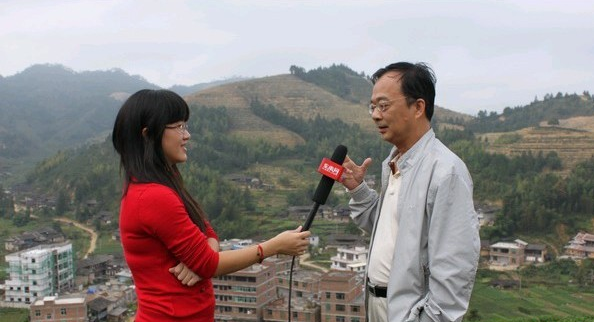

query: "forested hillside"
xmin=468 ymin=92 xmax=594 ymax=133
xmin=3 ymin=63 xmax=594 ymax=244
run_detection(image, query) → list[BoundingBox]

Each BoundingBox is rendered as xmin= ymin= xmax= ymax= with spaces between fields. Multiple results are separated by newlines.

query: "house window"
xmin=351 ymin=305 xmax=360 ymax=313
xmin=336 ymin=316 xmax=345 ymax=322
xmin=46 ymin=314 xmax=52 ymax=319
xmin=336 ymin=292 xmax=345 ymax=300
xmin=35 ymin=310 xmax=41 ymax=316
xmin=336 ymin=304 xmax=345 ymax=312
xmin=325 ymin=292 xmax=331 ymax=299
xmin=293 ymin=312 xmax=298 ymax=319
xmin=61 ymin=308 xmax=67 ymax=315
xmin=32 ymin=258 xmax=36 ymax=263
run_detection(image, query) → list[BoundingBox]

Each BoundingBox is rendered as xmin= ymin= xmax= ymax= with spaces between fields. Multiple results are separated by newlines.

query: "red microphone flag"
xmin=317 ymin=158 xmax=344 ymax=182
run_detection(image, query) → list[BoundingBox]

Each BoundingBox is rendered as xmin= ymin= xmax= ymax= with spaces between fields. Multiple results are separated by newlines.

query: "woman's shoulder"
xmin=128 ymin=182 xmax=179 ymax=201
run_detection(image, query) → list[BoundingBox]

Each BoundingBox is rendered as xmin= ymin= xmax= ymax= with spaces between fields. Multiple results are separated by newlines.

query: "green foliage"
xmin=0 ymin=64 xmax=159 ymax=165
xmin=249 ymin=99 xmax=389 ymax=177
xmin=290 ymin=64 xmax=372 ymax=104
xmin=0 ymin=185 xmax=15 ymax=218
xmin=469 ymin=279 xmax=594 ymax=321
xmin=497 ymin=157 xmax=594 ymax=237
xmin=443 ymin=136 xmax=562 ymax=201
xmin=495 ymin=133 xmax=522 ymax=144
xmin=467 ymin=93 xmax=594 ymax=133
xmin=0 ymin=308 xmax=29 ymax=322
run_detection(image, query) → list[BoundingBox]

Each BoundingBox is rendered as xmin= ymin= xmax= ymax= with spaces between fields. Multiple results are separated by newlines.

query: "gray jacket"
xmin=349 ymin=129 xmax=480 ymax=322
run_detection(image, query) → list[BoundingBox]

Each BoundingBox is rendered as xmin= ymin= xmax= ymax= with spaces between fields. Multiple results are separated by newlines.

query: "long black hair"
xmin=112 ymin=89 xmax=207 ymax=232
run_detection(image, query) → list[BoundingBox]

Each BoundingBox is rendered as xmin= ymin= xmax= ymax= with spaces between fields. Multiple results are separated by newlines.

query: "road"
xmin=299 ymin=253 xmax=329 ymax=273
xmin=54 ymin=217 xmax=98 ymax=259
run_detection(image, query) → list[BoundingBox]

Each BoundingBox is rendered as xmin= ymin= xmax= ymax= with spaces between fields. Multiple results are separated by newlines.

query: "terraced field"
xmin=479 ymin=116 xmax=594 ymax=175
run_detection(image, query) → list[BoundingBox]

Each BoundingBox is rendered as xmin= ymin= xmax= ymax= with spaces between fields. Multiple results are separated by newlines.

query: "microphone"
xmin=303 ymin=145 xmax=348 ymax=231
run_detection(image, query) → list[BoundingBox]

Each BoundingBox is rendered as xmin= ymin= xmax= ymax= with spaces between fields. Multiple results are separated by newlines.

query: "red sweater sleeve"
xmin=204 ymin=220 xmax=219 ymax=241
xmin=138 ymin=184 xmax=219 ymax=278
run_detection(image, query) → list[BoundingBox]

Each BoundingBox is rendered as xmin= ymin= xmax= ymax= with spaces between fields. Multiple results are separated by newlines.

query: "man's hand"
xmin=341 ymin=155 xmax=372 ymax=190
xmin=169 ymin=262 xmax=202 ymax=286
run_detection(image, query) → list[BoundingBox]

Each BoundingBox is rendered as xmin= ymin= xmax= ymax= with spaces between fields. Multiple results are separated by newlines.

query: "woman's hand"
xmin=169 ymin=262 xmax=202 ymax=286
xmin=267 ymin=226 xmax=311 ymax=257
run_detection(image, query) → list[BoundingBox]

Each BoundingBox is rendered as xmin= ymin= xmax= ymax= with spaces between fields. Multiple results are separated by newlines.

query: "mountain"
xmin=3 ymin=62 xmax=594 ymax=246
xmin=0 ymin=64 xmax=159 ymax=178
xmin=0 ymin=64 xmax=247 ymax=181
xmin=184 ymin=65 xmax=472 ymax=148
xmin=168 ymin=77 xmax=250 ymax=96
xmin=472 ymin=94 xmax=594 ymax=172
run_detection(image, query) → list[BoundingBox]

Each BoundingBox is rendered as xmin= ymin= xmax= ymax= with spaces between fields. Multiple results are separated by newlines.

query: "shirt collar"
xmin=388 ymin=128 xmax=435 ymax=174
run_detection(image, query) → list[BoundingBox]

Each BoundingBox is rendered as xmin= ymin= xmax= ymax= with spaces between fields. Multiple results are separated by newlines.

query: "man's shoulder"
xmin=424 ymin=139 xmax=471 ymax=177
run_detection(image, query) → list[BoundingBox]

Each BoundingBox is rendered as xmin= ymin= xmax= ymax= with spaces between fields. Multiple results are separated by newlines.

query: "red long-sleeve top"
xmin=119 ymin=182 xmax=220 ymax=321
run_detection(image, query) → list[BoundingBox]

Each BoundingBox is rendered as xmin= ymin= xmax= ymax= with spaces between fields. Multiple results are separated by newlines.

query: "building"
xmin=76 ymin=254 xmax=115 ymax=285
xmin=88 ymin=296 xmax=114 ymax=322
xmin=263 ymin=297 xmax=320 ymax=322
xmin=489 ymin=239 xmax=527 ymax=268
xmin=319 ymin=270 xmax=365 ymax=322
xmin=564 ymin=232 xmax=594 ymax=259
xmin=213 ymin=263 xmax=277 ymax=322
xmin=277 ymin=270 xmax=321 ymax=301
xmin=30 ymin=295 xmax=86 ymax=322
xmin=524 ymin=244 xmax=547 ymax=263
xmin=4 ymin=242 xmax=74 ymax=305
xmin=325 ymin=234 xmax=366 ymax=249
xmin=5 ymin=227 xmax=65 ymax=252
xmin=330 ymin=246 xmax=368 ymax=273
xmin=489 ymin=239 xmax=549 ymax=269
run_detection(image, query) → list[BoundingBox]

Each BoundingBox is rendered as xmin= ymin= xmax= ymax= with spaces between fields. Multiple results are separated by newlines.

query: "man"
xmin=341 ymin=62 xmax=480 ymax=322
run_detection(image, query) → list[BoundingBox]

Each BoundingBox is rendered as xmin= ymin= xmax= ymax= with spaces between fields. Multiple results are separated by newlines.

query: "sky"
xmin=1 ymin=0 xmax=593 ymax=116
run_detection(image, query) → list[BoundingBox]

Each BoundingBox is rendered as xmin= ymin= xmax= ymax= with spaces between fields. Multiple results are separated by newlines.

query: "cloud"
xmin=1 ymin=0 xmax=593 ymax=114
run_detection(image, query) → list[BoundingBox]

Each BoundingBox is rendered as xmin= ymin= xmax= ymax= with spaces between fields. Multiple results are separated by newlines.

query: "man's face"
xmin=370 ymin=71 xmax=418 ymax=148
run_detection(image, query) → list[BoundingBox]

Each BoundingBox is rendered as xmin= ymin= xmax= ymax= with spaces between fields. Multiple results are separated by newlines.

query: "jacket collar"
xmin=384 ymin=128 xmax=435 ymax=175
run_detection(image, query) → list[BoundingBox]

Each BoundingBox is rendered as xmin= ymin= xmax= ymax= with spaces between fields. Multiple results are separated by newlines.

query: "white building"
xmin=4 ymin=241 xmax=74 ymax=305
xmin=330 ymin=246 xmax=368 ymax=273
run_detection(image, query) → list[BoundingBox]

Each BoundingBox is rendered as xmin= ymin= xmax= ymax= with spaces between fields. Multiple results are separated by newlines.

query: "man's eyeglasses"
xmin=368 ymin=97 xmax=408 ymax=115
xmin=165 ymin=123 xmax=189 ymax=134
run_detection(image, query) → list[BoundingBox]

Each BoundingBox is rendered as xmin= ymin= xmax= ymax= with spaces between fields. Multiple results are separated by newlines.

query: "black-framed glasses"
xmin=368 ymin=97 xmax=408 ymax=115
xmin=165 ymin=123 xmax=189 ymax=134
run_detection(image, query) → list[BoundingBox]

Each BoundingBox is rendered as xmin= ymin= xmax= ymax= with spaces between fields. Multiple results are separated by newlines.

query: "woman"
xmin=112 ymin=89 xmax=310 ymax=321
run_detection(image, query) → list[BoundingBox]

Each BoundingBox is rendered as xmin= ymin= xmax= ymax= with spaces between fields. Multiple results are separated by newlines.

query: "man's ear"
xmin=142 ymin=127 xmax=148 ymax=137
xmin=414 ymin=98 xmax=426 ymax=119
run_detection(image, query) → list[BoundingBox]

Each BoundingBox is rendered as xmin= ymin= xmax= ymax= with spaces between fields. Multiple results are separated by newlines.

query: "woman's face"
xmin=162 ymin=121 xmax=190 ymax=165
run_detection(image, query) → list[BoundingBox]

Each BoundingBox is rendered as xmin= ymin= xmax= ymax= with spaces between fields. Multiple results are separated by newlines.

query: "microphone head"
xmin=330 ymin=144 xmax=348 ymax=164
xmin=312 ymin=145 xmax=348 ymax=205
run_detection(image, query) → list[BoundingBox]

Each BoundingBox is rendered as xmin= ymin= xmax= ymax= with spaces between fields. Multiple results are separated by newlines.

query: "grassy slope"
xmin=185 ymin=74 xmax=376 ymax=147
xmin=470 ymin=283 xmax=594 ymax=321
xmin=478 ymin=115 xmax=594 ymax=175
